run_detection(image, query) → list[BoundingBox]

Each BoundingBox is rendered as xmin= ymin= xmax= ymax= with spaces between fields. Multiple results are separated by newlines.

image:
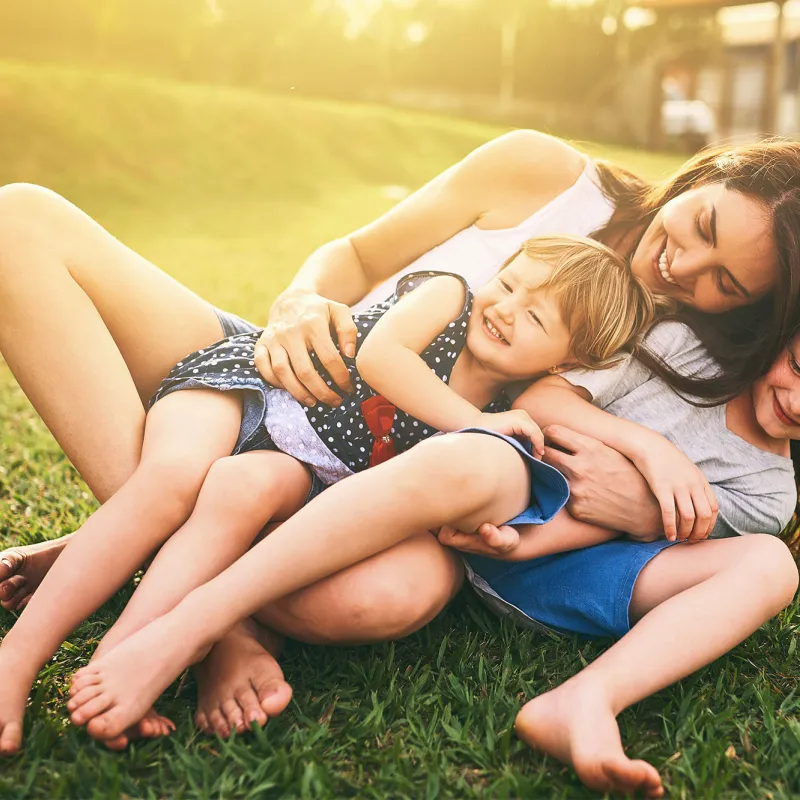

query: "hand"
xmin=541 ymin=425 xmax=663 ymax=541
xmin=437 ymin=523 xmax=521 ymax=558
xmin=255 ymin=288 xmax=357 ymax=406
xmin=629 ymin=432 xmax=718 ymax=542
xmin=476 ymin=410 xmax=545 ymax=457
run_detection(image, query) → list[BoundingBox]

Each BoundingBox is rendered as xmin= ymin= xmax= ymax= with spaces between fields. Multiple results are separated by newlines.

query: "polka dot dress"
xmin=150 ymin=271 xmax=510 ymax=475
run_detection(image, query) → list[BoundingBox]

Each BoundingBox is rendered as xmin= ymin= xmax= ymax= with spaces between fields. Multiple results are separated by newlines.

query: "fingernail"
xmin=345 ymin=344 xmax=356 ymax=358
xmin=304 ymin=397 xmax=315 ymax=407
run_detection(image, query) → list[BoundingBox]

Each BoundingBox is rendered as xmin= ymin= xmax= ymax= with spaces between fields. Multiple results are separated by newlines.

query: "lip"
xmin=772 ymin=391 xmax=798 ymax=427
xmin=650 ymin=238 xmax=680 ymax=294
xmin=482 ymin=315 xmax=510 ymax=345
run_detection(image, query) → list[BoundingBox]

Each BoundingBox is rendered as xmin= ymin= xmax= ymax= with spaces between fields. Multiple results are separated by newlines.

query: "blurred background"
xmin=2 ymin=0 xmax=800 ymax=152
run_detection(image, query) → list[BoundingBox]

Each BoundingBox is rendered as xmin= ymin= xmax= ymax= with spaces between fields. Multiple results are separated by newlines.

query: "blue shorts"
xmin=212 ymin=307 xmax=325 ymax=505
xmin=465 ymin=539 xmax=677 ymax=639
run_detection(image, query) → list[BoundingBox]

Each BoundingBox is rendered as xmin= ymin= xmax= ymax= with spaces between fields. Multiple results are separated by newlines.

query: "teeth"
xmin=658 ymin=246 xmax=677 ymax=285
xmin=485 ymin=317 xmax=506 ymax=342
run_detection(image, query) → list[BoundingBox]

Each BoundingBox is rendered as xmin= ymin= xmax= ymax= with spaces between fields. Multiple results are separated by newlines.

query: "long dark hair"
xmin=591 ymin=140 xmax=800 ymax=402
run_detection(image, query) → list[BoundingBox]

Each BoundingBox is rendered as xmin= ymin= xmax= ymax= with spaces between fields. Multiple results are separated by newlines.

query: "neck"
xmin=451 ymin=350 xmax=509 ymax=409
xmin=727 ymin=389 xmax=791 ymax=457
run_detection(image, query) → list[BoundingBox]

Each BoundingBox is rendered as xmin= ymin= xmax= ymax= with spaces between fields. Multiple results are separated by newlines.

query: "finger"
xmin=478 ymin=523 xmax=519 ymax=554
xmin=253 ymin=337 xmax=284 ymax=389
xmin=330 ymin=303 xmax=359 ymax=360
xmin=281 ymin=331 xmax=344 ymax=406
xmin=437 ymin=528 xmax=487 ymax=555
xmin=705 ymin=484 xmax=719 ymax=534
xmin=310 ymin=329 xmax=354 ymax=395
xmin=541 ymin=446 xmax=574 ymax=478
xmin=268 ymin=343 xmax=321 ymax=406
xmin=688 ymin=489 xmax=714 ymax=542
xmin=542 ymin=425 xmax=598 ymax=454
xmin=673 ymin=489 xmax=696 ymax=542
xmin=656 ymin=491 xmax=678 ymax=542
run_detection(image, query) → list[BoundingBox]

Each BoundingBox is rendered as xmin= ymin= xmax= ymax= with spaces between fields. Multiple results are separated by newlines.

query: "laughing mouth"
xmin=656 ymin=242 xmax=678 ymax=286
xmin=484 ymin=316 xmax=508 ymax=344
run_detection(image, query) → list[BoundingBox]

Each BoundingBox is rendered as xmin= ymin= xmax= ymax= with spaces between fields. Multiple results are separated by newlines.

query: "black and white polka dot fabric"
xmin=150 ymin=270 xmax=510 ymax=477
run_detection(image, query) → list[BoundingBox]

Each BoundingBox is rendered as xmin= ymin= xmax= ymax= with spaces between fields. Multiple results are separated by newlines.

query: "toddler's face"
xmin=468 ymin=253 xmax=572 ymax=381
xmin=751 ymin=333 xmax=800 ymax=441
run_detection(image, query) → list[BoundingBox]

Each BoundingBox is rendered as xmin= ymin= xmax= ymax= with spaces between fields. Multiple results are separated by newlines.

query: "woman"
xmin=0 ymin=132 xmax=798 ymax=762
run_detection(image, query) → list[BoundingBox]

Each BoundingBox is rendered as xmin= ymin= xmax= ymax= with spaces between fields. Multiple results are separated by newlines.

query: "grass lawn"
xmin=1 ymin=61 xmax=799 ymax=798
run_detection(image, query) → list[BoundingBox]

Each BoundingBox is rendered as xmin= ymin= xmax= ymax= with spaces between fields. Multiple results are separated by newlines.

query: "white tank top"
xmin=353 ymin=159 xmax=615 ymax=311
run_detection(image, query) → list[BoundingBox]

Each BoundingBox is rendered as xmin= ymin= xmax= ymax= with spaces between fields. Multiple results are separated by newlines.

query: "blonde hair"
xmin=502 ymin=234 xmax=663 ymax=369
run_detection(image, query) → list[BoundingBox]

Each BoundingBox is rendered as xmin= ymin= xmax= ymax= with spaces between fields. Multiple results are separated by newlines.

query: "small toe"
xmin=221 ymin=699 xmax=245 ymax=735
xmin=236 ymin=688 xmax=268 ymax=730
xmin=67 ymin=684 xmax=104 ymax=712
xmin=86 ymin=707 xmax=129 ymax=741
xmin=194 ymin=711 xmax=210 ymax=733
xmin=0 ymin=721 xmax=23 ymax=755
xmin=70 ymin=693 xmax=114 ymax=726
xmin=208 ymin=708 xmax=230 ymax=738
xmin=102 ymin=734 xmax=130 ymax=751
xmin=70 ymin=670 xmax=102 ymax=694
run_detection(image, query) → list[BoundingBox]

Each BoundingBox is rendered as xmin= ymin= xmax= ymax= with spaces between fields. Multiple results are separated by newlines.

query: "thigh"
xmin=0 ymin=184 xmax=228 ymax=402
xmin=629 ymin=536 xmax=782 ymax=623
xmin=254 ymin=532 xmax=464 ymax=645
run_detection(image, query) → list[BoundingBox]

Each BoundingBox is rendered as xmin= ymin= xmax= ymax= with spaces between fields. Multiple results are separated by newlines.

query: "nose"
xmin=669 ymin=245 xmax=714 ymax=289
xmin=494 ymin=297 xmax=515 ymax=324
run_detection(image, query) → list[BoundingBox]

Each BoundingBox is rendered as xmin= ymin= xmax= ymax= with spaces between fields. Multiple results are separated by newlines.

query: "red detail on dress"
xmin=361 ymin=394 xmax=397 ymax=466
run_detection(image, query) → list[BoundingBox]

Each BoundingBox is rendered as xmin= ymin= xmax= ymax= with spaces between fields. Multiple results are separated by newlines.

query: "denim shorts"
xmin=465 ymin=539 xmax=677 ymax=639
xmin=212 ymin=307 xmax=325 ymax=506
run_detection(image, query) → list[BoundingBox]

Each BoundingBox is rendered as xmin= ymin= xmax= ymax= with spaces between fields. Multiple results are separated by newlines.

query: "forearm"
xmin=516 ymin=382 xmax=655 ymax=463
xmin=278 ymin=238 xmax=371 ymax=308
xmin=506 ymin=509 xmax=616 ymax=561
xmin=359 ymin=344 xmax=480 ymax=431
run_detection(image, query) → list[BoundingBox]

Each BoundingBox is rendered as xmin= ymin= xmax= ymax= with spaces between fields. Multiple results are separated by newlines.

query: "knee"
xmin=744 ymin=535 xmax=799 ymax=612
xmin=0 ymin=183 xmax=68 ymax=271
xmin=133 ymin=452 xmax=212 ymax=519
xmin=396 ymin=434 xmax=511 ymax=513
xmin=201 ymin=455 xmax=281 ymax=510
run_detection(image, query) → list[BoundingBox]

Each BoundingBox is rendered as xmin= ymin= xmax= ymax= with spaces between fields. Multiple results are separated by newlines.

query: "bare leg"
xmin=0 ymin=183 xmax=226 ymax=608
xmin=79 ymin=451 xmax=309 ymax=747
xmin=194 ymin=532 xmax=463 ymax=737
xmin=515 ymin=535 xmax=799 ymax=798
xmin=0 ymin=389 xmax=242 ymax=754
xmin=67 ymin=433 xmax=531 ymax=741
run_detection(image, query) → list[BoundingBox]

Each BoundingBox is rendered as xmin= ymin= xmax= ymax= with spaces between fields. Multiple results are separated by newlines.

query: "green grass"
xmin=1 ymin=60 xmax=799 ymax=798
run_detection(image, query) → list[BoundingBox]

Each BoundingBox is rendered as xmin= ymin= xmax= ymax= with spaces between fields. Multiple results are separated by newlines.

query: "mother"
xmin=0 ymin=132 xmax=799 ymax=751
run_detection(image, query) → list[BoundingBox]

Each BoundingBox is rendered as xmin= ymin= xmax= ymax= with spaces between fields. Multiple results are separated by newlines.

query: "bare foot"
xmin=193 ymin=620 xmax=292 ymax=737
xmin=0 ymin=536 xmax=72 ymax=611
xmin=0 ymin=654 xmax=38 ymax=756
xmin=68 ymin=616 xmax=206 ymax=742
xmin=99 ymin=709 xmax=177 ymax=751
xmin=515 ymin=680 xmax=664 ymax=798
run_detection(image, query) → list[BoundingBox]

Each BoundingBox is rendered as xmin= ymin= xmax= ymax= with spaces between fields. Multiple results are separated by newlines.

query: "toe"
xmin=102 ymin=734 xmax=130 ymax=751
xmin=236 ymin=687 xmax=268 ymax=730
xmin=0 ymin=575 xmax=26 ymax=606
xmin=256 ymin=679 xmax=292 ymax=718
xmin=70 ymin=670 xmax=102 ymax=694
xmin=86 ymin=707 xmax=129 ymax=741
xmin=0 ymin=552 xmax=21 ymax=581
xmin=604 ymin=758 xmax=662 ymax=797
xmin=70 ymin=692 xmax=114 ymax=726
xmin=0 ymin=721 xmax=23 ymax=755
xmin=221 ymin=699 xmax=245 ymax=734
xmin=194 ymin=711 xmax=210 ymax=733
xmin=208 ymin=708 xmax=231 ymax=738
xmin=67 ymin=684 xmax=104 ymax=712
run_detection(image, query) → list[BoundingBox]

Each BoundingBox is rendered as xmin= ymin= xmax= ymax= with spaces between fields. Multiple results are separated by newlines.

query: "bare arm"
xmin=439 ymin=507 xmax=616 ymax=561
xmin=514 ymin=377 xmax=718 ymax=541
xmin=357 ymin=276 xmax=543 ymax=443
xmin=256 ymin=131 xmax=586 ymax=406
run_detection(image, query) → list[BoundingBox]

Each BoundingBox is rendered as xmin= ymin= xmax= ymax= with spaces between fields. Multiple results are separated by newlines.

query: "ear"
xmin=548 ymin=361 xmax=577 ymax=375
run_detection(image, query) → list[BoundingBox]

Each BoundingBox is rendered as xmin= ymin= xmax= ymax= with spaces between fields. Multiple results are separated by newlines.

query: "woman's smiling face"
xmin=630 ymin=182 xmax=779 ymax=313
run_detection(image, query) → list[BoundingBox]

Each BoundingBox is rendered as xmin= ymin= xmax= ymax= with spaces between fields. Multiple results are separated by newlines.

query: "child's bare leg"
xmin=0 ymin=389 xmax=241 ymax=754
xmin=75 ymin=451 xmax=310 ymax=745
xmin=67 ymin=433 xmax=531 ymax=740
xmin=515 ymin=535 xmax=799 ymax=798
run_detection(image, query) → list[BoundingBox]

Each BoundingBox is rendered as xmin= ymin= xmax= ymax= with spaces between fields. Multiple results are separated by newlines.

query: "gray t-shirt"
xmin=562 ymin=321 xmax=796 ymax=537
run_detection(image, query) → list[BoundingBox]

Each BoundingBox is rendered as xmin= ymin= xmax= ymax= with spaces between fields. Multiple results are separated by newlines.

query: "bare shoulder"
xmin=459 ymin=131 xmax=588 ymax=224
xmin=468 ymin=130 xmax=587 ymax=189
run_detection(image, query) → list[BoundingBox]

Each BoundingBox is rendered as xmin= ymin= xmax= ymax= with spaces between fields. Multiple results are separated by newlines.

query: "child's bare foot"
xmin=515 ymin=680 xmax=664 ymax=798
xmin=193 ymin=620 xmax=292 ymax=736
xmin=0 ymin=653 xmax=38 ymax=755
xmin=0 ymin=537 xmax=72 ymax=611
xmin=68 ymin=615 xmax=203 ymax=742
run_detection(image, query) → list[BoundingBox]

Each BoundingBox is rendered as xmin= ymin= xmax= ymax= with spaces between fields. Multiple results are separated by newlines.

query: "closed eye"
xmin=789 ymin=350 xmax=800 ymax=376
xmin=527 ymin=309 xmax=544 ymax=329
xmin=695 ymin=213 xmax=710 ymax=245
xmin=714 ymin=269 xmax=735 ymax=297
xmin=500 ymin=279 xmax=512 ymax=292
